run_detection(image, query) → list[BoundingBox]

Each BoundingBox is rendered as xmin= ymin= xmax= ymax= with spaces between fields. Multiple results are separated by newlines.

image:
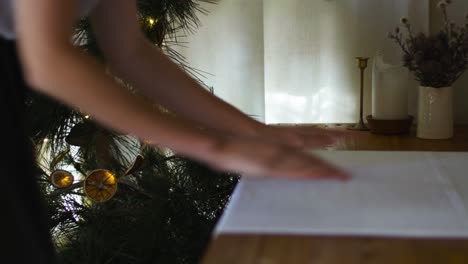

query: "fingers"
xmin=267 ymin=126 xmax=348 ymax=149
xmin=204 ymin=135 xmax=351 ymax=181
xmin=205 ymin=133 xmax=349 ymax=180
xmin=263 ymin=152 xmax=350 ymax=181
xmin=281 ymin=132 xmax=338 ymax=149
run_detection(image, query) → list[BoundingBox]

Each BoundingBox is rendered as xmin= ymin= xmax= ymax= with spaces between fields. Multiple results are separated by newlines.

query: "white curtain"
xmin=175 ymin=0 xmax=429 ymax=124
xmin=173 ymin=0 xmax=265 ymax=121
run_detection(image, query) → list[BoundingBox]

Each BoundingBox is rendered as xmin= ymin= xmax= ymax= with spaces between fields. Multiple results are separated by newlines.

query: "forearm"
xmin=106 ymin=38 xmax=264 ymax=137
xmin=27 ymin=46 xmax=216 ymax=158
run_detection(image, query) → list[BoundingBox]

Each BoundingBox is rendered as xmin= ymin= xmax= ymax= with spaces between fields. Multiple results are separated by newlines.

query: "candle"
xmin=371 ymin=54 xmax=409 ymax=120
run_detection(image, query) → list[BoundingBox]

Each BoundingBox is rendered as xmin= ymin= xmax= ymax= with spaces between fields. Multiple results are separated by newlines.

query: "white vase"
xmin=417 ymin=86 xmax=453 ymax=139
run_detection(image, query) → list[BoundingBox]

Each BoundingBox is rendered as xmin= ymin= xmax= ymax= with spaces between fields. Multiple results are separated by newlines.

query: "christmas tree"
xmin=26 ymin=1 xmax=238 ymax=263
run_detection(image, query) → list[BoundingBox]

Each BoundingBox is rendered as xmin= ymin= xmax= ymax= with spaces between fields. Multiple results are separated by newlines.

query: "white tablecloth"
xmin=215 ymin=151 xmax=468 ymax=238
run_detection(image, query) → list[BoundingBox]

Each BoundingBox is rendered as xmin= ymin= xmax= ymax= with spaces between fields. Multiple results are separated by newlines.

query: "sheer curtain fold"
xmin=176 ymin=0 xmax=429 ymax=124
xmin=173 ymin=0 xmax=265 ymax=121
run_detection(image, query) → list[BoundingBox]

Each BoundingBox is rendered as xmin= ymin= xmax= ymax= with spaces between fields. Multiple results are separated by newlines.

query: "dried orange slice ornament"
xmin=84 ymin=170 xmax=117 ymax=202
xmin=50 ymin=170 xmax=74 ymax=189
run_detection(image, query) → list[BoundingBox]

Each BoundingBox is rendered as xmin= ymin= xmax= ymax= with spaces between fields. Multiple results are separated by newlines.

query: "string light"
xmin=43 ymin=138 xmax=49 ymax=143
xmin=146 ymin=17 xmax=158 ymax=27
xmin=84 ymin=115 xmax=90 ymax=119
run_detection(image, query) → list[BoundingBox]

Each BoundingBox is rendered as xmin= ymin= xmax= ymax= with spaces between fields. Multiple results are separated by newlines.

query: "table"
xmin=201 ymin=125 xmax=468 ymax=264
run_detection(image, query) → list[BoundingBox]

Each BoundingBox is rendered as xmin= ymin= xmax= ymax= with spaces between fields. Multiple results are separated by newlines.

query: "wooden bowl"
xmin=366 ymin=115 xmax=413 ymax=135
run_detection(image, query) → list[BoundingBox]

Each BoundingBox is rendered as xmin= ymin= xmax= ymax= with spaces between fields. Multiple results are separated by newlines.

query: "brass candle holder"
xmin=349 ymin=57 xmax=370 ymax=131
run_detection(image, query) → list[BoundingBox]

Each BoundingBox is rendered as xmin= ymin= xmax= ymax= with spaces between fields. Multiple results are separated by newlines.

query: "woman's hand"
xmin=199 ymin=136 xmax=349 ymax=180
xmin=249 ymin=124 xmax=350 ymax=150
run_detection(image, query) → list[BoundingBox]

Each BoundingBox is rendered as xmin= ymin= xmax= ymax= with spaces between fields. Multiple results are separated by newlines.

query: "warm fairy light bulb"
xmin=43 ymin=138 xmax=49 ymax=143
xmin=84 ymin=115 xmax=90 ymax=119
xmin=146 ymin=17 xmax=158 ymax=27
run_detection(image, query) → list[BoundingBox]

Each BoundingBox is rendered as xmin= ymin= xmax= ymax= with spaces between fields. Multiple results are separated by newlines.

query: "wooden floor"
xmin=201 ymin=125 xmax=468 ymax=264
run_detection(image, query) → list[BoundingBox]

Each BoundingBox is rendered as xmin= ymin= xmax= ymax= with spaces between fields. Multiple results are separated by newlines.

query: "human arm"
xmin=14 ymin=0 xmax=217 ymax=158
xmin=14 ymin=0 xmax=348 ymax=180
xmin=89 ymin=0 xmax=346 ymax=149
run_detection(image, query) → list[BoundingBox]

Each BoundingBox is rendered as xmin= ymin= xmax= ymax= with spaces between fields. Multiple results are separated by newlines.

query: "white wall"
xmin=430 ymin=0 xmax=468 ymax=124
